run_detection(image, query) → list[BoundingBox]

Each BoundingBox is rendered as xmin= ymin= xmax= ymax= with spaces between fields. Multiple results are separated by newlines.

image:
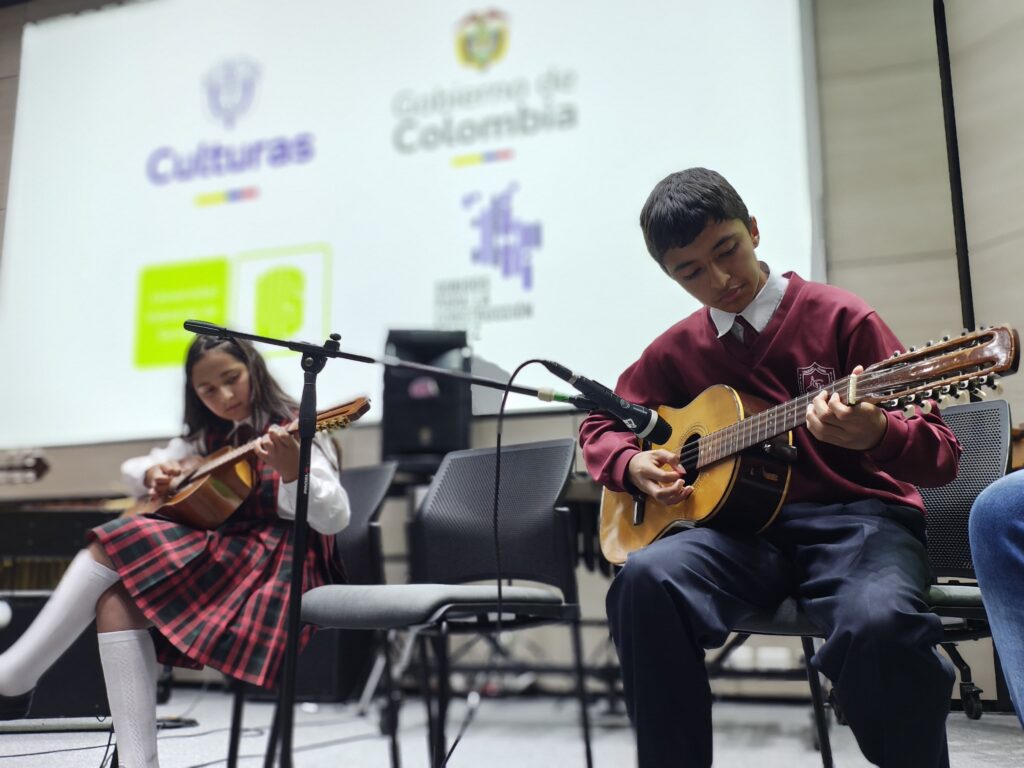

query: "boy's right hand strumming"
xmin=627 ymin=449 xmax=694 ymax=506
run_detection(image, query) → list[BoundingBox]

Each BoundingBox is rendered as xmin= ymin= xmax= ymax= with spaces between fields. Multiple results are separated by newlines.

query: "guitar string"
xmin=172 ymin=410 xmax=352 ymax=489
xmin=674 ymin=359 xmax=974 ymax=469
xmin=683 ymin=344 xmax=993 ymax=467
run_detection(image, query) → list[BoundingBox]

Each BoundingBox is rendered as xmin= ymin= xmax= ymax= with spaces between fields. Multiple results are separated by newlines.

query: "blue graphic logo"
xmin=462 ymin=183 xmax=541 ymax=290
xmin=205 ymin=58 xmax=260 ymax=130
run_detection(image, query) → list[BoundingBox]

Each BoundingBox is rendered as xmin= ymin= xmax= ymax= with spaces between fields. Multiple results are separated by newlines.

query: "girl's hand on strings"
xmin=145 ymin=461 xmax=183 ymax=498
xmin=255 ymin=425 xmax=301 ymax=483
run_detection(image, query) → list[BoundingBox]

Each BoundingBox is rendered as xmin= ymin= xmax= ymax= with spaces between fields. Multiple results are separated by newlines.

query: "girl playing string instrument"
xmin=0 ymin=335 xmax=350 ymax=767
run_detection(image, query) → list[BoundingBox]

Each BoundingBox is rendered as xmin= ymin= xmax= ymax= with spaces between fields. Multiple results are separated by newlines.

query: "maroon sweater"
xmin=579 ymin=273 xmax=961 ymax=513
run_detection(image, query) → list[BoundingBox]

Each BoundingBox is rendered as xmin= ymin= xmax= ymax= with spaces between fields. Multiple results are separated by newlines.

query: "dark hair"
xmin=639 ymin=168 xmax=751 ymax=265
xmin=182 ymin=336 xmax=297 ymax=439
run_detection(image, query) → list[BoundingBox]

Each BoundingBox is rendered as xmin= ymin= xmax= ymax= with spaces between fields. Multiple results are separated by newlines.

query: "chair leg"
xmin=432 ymin=623 xmax=451 ymax=768
xmin=417 ymin=635 xmax=438 ymax=766
xmin=942 ymin=642 xmax=984 ymax=719
xmin=262 ymin=700 xmax=282 ymax=768
xmin=379 ymin=631 xmax=403 ymax=768
xmin=801 ymin=637 xmax=834 ymax=768
xmin=569 ymin=619 xmax=595 ymax=768
xmin=227 ymin=681 xmax=245 ymax=768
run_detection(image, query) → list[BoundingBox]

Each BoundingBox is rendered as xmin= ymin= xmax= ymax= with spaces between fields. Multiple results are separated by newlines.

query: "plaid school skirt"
xmin=88 ymin=512 xmax=343 ymax=689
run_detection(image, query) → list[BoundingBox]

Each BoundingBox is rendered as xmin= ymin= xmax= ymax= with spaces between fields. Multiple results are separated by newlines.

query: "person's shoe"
xmin=0 ymin=691 xmax=33 ymax=720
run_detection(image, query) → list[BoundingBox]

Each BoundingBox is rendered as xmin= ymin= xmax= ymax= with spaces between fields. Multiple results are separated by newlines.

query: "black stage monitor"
xmin=382 ymin=330 xmax=471 ymax=476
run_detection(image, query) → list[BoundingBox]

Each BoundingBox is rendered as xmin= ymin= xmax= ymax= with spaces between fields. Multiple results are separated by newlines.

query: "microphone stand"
xmin=182 ymin=320 xmax=594 ymax=768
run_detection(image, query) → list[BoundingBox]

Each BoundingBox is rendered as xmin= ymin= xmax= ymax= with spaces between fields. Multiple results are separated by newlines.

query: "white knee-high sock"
xmin=99 ymin=629 xmax=160 ymax=768
xmin=0 ymin=550 xmax=120 ymax=695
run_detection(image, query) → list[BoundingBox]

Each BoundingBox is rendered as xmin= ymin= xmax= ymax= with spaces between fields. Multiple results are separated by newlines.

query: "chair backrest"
xmin=334 ymin=462 xmax=398 ymax=585
xmin=408 ymin=438 xmax=578 ymax=603
xmin=917 ymin=399 xmax=1011 ymax=578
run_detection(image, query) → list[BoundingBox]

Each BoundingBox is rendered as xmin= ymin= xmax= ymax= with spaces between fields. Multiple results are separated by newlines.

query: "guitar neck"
xmin=697 ymin=375 xmax=855 ymax=467
xmin=178 ymin=418 xmax=301 ymax=486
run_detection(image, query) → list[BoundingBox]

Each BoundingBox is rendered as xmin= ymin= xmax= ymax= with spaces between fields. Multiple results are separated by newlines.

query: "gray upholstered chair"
xmin=301 ymin=438 xmax=593 ymax=768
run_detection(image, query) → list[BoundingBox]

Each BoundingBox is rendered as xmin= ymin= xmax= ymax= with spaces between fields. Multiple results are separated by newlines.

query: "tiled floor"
xmin=0 ymin=687 xmax=1021 ymax=767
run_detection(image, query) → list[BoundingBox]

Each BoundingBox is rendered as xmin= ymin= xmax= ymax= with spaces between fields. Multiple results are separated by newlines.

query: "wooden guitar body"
xmin=600 ymin=385 xmax=792 ymax=565
xmin=134 ymin=448 xmax=257 ymax=529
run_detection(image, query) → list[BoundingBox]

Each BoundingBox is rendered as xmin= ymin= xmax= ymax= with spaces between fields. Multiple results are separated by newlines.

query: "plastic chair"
xmin=301 ymin=438 xmax=594 ymax=768
xmin=226 ymin=461 xmax=398 ymax=767
xmin=726 ymin=399 xmax=1009 ymax=767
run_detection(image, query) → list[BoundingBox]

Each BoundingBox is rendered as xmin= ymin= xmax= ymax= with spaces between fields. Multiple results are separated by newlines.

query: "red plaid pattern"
xmin=89 ymin=420 xmax=344 ymax=688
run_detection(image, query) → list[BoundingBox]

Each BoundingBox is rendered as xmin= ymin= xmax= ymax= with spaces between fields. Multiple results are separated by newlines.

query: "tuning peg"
xmin=891 ymin=350 xmax=901 ymax=358
xmin=919 ymin=389 xmax=933 ymax=399
xmin=884 ymin=399 xmax=900 ymax=410
xmin=920 ymin=400 xmax=934 ymax=414
xmin=974 ymin=388 xmax=989 ymax=400
xmin=902 ymin=403 xmax=918 ymax=417
xmin=941 ymin=333 xmax=952 ymax=342
xmin=908 ymin=346 xmax=917 ymax=353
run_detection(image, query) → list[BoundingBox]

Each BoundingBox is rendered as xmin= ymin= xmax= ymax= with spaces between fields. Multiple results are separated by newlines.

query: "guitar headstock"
xmin=315 ymin=397 xmax=372 ymax=432
xmin=856 ymin=324 xmax=1019 ymax=408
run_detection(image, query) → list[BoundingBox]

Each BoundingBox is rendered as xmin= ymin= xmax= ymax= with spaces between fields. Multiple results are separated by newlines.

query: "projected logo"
xmin=435 ymin=184 xmax=538 ymax=338
xmin=144 ymin=55 xmax=315 ymax=188
xmin=205 ymin=58 xmax=260 ymax=129
xmin=463 ymin=183 xmax=540 ymax=290
xmin=455 ymin=10 xmax=508 ymax=71
xmin=133 ymin=244 xmax=331 ymax=368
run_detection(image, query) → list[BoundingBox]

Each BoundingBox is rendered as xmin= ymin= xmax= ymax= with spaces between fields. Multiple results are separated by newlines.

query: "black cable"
xmin=97 ymin=727 xmax=115 ymax=768
xmin=417 ymin=358 xmax=543 ymax=768
xmin=183 ymin=731 xmax=385 ymax=768
xmin=491 ymin=359 xmax=546 ymax=643
xmin=438 ymin=691 xmax=481 ymax=768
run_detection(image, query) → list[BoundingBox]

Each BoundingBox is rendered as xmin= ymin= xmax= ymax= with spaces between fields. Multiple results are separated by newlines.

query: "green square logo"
xmin=255 ymin=266 xmax=305 ymax=338
xmin=135 ymin=258 xmax=229 ymax=368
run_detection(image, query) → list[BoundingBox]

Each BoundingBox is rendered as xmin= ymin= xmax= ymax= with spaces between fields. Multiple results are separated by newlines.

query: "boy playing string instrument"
xmin=580 ymin=168 xmax=960 ymax=768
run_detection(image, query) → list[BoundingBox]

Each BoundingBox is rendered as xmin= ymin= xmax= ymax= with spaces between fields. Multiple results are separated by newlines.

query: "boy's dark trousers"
xmin=607 ymin=499 xmax=954 ymax=768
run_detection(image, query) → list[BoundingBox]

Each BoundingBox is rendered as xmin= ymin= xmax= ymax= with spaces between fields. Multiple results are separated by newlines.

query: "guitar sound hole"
xmin=681 ymin=434 xmax=701 ymax=485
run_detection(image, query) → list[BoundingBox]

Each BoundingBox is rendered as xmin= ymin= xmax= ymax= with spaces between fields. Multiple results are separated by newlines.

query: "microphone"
xmin=541 ymin=360 xmax=672 ymax=444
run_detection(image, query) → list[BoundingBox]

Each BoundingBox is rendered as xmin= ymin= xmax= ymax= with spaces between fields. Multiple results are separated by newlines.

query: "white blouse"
xmin=120 ymin=432 xmax=350 ymax=535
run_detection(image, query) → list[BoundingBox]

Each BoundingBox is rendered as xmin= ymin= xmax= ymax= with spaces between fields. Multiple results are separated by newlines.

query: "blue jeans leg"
xmin=969 ymin=471 xmax=1024 ymax=727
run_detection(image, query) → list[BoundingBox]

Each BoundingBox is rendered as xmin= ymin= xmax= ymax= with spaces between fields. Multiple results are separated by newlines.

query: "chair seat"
xmin=733 ymin=597 xmax=822 ymax=637
xmin=302 ymin=583 xmax=563 ymax=631
xmin=927 ymin=583 xmax=983 ymax=608
xmin=732 ymin=583 xmax=985 ymax=637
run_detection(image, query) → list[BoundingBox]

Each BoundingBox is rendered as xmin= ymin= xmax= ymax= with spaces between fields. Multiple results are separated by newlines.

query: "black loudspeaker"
xmin=0 ymin=595 xmax=110 ymax=718
xmin=381 ymin=330 xmax=471 ymax=475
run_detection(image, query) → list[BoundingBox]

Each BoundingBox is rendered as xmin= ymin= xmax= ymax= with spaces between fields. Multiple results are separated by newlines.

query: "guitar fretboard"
xmin=173 ymin=418 xmax=300 ymax=489
xmin=695 ymin=376 xmax=855 ymax=468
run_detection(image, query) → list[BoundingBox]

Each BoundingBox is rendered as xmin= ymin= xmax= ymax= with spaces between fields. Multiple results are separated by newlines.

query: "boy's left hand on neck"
xmin=805 ymin=367 xmax=888 ymax=452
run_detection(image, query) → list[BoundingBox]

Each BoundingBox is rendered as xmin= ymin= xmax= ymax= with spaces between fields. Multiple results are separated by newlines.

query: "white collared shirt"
xmin=709 ymin=263 xmax=789 ymax=341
